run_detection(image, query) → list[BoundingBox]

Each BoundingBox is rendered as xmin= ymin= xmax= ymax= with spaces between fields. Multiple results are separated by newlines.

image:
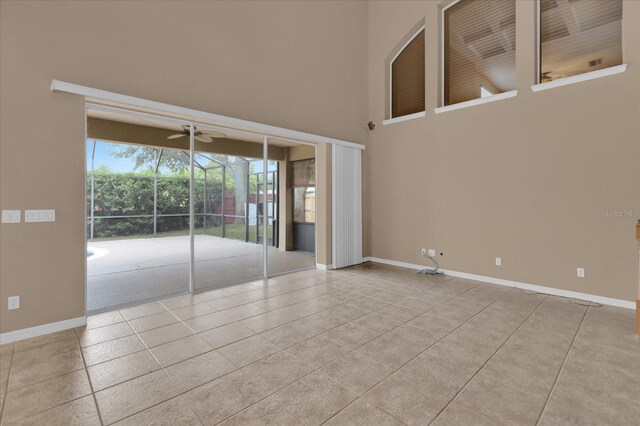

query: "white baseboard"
xmin=0 ymin=316 xmax=87 ymax=345
xmin=363 ymin=256 xmax=636 ymax=311
xmin=316 ymin=263 xmax=334 ymax=271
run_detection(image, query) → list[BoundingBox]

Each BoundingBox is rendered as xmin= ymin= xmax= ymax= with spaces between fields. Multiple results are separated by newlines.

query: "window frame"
xmin=386 ymin=23 xmax=426 ymax=122
xmin=533 ymin=0 xmax=627 ymax=91
xmin=440 ymin=0 xmax=462 ymax=108
xmin=440 ymin=0 xmax=517 ymax=108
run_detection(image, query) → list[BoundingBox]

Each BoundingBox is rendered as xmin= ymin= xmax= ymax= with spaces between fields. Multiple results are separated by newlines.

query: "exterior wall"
xmin=366 ymin=0 xmax=640 ymax=301
xmin=0 ymin=0 xmax=367 ymax=333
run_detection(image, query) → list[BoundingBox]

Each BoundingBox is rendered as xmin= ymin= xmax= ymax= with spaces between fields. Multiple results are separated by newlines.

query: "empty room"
xmin=0 ymin=1 xmax=638 ymax=425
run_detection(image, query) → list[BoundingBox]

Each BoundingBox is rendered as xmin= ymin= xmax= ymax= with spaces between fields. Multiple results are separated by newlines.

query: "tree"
xmin=110 ymin=145 xmax=188 ymax=174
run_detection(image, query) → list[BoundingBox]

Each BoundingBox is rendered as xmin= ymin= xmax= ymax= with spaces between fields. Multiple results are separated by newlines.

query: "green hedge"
xmin=87 ymin=174 xmax=219 ymax=239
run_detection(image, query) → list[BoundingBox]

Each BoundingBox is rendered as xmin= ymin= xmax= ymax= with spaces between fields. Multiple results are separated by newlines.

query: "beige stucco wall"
xmin=0 ymin=0 xmax=366 ymax=333
xmin=366 ymin=0 xmax=640 ymax=301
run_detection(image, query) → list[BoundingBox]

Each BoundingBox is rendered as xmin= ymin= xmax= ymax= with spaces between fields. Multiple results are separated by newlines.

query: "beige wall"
xmin=0 ymin=0 xmax=367 ymax=333
xmin=366 ymin=0 xmax=640 ymax=301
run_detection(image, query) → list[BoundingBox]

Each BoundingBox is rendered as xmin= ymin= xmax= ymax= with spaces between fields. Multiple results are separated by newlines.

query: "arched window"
xmin=388 ymin=25 xmax=425 ymax=119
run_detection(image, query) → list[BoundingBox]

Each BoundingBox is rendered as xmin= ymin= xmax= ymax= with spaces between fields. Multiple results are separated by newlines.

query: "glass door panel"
xmin=85 ymin=108 xmax=191 ymax=312
xmin=193 ymin=138 xmax=265 ymax=291
xmin=266 ymin=140 xmax=316 ymax=278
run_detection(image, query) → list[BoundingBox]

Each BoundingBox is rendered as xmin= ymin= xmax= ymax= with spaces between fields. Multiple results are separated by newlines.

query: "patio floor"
xmin=87 ymin=235 xmax=315 ymax=311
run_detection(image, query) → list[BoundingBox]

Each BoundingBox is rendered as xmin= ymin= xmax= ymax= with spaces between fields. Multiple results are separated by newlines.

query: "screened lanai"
xmin=87 ymin=142 xmax=277 ymax=245
xmin=85 ymin=110 xmax=316 ymax=312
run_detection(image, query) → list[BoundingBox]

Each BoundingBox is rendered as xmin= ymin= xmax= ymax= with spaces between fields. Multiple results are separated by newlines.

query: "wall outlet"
xmin=495 ymin=257 xmax=502 ymax=266
xmin=428 ymin=249 xmax=436 ymax=257
xmin=421 ymin=248 xmax=427 ymax=256
xmin=8 ymin=296 xmax=20 ymax=310
xmin=576 ymin=268 xmax=585 ymax=278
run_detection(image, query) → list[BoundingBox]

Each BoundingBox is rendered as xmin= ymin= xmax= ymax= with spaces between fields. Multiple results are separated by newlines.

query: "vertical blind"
xmin=391 ymin=29 xmax=425 ymax=118
xmin=332 ymin=145 xmax=362 ymax=269
xmin=444 ymin=0 xmax=516 ymax=106
xmin=539 ymin=0 xmax=622 ymax=83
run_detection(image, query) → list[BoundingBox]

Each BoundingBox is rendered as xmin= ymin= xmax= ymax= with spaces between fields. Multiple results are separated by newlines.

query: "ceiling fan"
xmin=167 ymin=125 xmax=225 ymax=143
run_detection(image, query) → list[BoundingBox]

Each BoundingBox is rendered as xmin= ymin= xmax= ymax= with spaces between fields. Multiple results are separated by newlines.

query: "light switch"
xmin=1 ymin=210 xmax=21 ymax=223
xmin=25 ymin=209 xmax=55 ymax=223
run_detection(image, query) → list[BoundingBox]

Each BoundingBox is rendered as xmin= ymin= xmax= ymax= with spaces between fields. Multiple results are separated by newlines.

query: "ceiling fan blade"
xmin=195 ymin=135 xmax=214 ymax=143
xmin=167 ymin=133 xmax=186 ymax=139
xmin=202 ymin=130 xmax=226 ymax=138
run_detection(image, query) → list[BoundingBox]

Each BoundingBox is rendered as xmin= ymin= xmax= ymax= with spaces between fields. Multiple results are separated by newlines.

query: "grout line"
xmin=74 ymin=327 xmax=106 ymax=426
xmin=0 ymin=343 xmax=15 ymax=423
xmin=0 ymin=270 xmax=382 ymax=424
xmin=427 ymin=293 xmax=550 ymax=425
xmin=535 ymin=304 xmax=589 ymax=425
xmin=317 ymin=282 xmax=510 ymax=425
xmin=1 ymin=335 xmax=88 ymax=393
xmin=0 ymin=271 xmax=476 ymax=424
xmin=172 ymin=276 xmax=451 ymax=424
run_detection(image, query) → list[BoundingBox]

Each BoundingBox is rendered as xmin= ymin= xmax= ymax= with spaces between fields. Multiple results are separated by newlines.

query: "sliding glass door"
xmin=86 ymin=105 xmax=320 ymax=311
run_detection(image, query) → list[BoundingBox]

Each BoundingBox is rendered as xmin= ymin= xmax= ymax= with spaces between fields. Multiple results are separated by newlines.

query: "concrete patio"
xmin=87 ymin=235 xmax=315 ymax=311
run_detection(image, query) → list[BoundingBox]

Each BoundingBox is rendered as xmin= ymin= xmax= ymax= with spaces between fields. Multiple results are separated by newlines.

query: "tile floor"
xmin=1 ymin=263 xmax=638 ymax=425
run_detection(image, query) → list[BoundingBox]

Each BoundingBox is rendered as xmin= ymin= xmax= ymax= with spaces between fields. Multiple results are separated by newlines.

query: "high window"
xmin=443 ymin=0 xmax=516 ymax=106
xmin=390 ymin=27 xmax=425 ymax=119
xmin=538 ymin=0 xmax=622 ymax=83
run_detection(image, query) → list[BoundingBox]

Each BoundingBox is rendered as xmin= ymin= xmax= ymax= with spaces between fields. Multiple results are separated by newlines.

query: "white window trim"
xmin=388 ymin=24 xmax=426 ymax=121
xmin=535 ymin=0 xmax=541 ymax=85
xmin=382 ymin=111 xmax=426 ymax=126
xmin=531 ymin=64 xmax=628 ymax=92
xmin=434 ymin=90 xmax=518 ymax=114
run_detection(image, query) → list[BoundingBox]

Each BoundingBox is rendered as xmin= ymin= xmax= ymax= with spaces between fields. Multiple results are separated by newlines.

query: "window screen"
xmin=539 ymin=0 xmax=622 ymax=83
xmin=444 ymin=0 xmax=516 ymax=106
xmin=391 ymin=29 xmax=425 ymax=118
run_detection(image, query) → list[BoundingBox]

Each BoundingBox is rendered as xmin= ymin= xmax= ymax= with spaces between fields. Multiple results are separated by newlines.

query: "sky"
xmin=86 ymin=140 xmax=274 ymax=174
xmin=87 ymin=140 xmax=139 ymax=172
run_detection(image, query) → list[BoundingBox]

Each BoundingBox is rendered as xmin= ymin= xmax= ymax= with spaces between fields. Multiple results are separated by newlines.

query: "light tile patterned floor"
xmin=1 ymin=263 xmax=638 ymax=425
